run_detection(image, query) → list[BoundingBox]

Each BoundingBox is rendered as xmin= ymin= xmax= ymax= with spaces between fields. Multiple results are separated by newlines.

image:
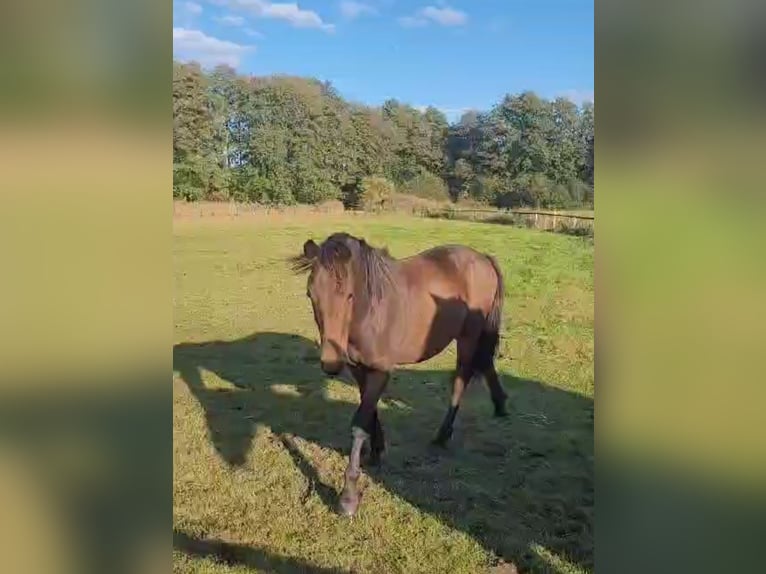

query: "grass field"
xmin=173 ymin=213 xmax=594 ymax=574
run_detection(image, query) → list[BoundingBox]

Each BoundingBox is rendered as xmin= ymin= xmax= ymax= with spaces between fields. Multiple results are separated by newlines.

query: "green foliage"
xmin=172 ymin=61 xmax=594 ymax=208
xmin=342 ymin=176 xmax=396 ymax=211
xmin=360 ymin=176 xmax=395 ymax=211
xmin=449 ymin=158 xmax=475 ymax=201
xmin=468 ymin=174 xmax=505 ymax=204
xmin=172 ymin=156 xmax=224 ymax=201
xmin=495 ymin=175 xmax=594 ymax=210
xmin=226 ymin=167 xmax=279 ymax=204
xmin=400 ymin=171 xmax=450 ymax=202
xmin=567 ymin=179 xmax=593 ymax=207
xmin=495 ymin=174 xmax=568 ymax=209
xmin=293 ymin=174 xmax=339 ymax=205
xmin=446 ymin=92 xmax=594 ymax=209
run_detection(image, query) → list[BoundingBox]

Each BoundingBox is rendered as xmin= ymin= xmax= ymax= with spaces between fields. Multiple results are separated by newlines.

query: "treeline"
xmin=173 ymin=61 xmax=594 ymax=209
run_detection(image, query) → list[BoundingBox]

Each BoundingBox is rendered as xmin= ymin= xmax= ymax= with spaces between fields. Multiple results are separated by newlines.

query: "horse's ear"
xmin=303 ymin=239 xmax=319 ymax=260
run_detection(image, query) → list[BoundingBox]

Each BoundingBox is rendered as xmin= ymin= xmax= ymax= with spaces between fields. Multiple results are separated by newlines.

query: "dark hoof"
xmin=432 ymin=426 xmax=453 ymax=447
xmin=493 ymin=401 xmax=509 ymax=417
xmin=368 ymin=451 xmax=383 ymax=468
xmin=364 ymin=440 xmax=385 ymax=465
xmin=339 ymin=491 xmax=359 ymax=517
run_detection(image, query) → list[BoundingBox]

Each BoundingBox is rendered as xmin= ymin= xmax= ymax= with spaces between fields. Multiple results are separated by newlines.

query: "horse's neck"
xmin=351 ymin=261 xmax=403 ymax=332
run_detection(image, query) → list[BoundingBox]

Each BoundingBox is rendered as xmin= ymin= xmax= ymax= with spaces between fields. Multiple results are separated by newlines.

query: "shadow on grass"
xmin=0 ymin=375 xmax=170 ymax=574
xmin=173 ymin=529 xmax=351 ymax=574
xmin=174 ymin=332 xmax=594 ymax=572
xmin=0 ymin=337 xmax=757 ymax=574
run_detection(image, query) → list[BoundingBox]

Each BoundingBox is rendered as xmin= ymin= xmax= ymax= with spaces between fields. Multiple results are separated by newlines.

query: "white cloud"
xmin=184 ymin=2 xmax=203 ymax=14
xmin=421 ymin=6 xmax=467 ymax=26
xmin=339 ymin=1 xmax=376 ymax=20
xmin=399 ymin=5 xmax=467 ymax=28
xmin=244 ymin=28 xmax=264 ymax=38
xmin=173 ymin=27 xmax=252 ymax=68
xmin=224 ymin=0 xmax=335 ymax=32
xmin=215 ymin=14 xmax=246 ymax=26
xmin=559 ymin=89 xmax=595 ymax=106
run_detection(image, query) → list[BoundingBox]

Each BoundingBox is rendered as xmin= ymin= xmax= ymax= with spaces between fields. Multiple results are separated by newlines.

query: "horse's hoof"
xmin=432 ymin=427 xmax=452 ymax=447
xmin=493 ymin=402 xmax=509 ymax=417
xmin=364 ymin=443 xmax=384 ymax=465
xmin=430 ymin=437 xmax=449 ymax=449
xmin=368 ymin=452 xmax=383 ymax=468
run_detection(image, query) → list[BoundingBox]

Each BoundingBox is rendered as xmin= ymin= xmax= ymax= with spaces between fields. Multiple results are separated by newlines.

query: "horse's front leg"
xmin=348 ymin=364 xmax=386 ymax=466
xmin=339 ymin=368 xmax=388 ymax=516
xmin=339 ymin=426 xmax=368 ymax=517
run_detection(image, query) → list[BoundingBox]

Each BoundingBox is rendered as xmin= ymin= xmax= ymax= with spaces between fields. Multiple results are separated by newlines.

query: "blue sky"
xmin=173 ymin=1 xmax=593 ymax=121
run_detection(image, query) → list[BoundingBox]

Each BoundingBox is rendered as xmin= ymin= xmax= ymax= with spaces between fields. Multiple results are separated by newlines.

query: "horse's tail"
xmin=486 ymin=255 xmax=504 ymax=334
xmin=472 ymin=255 xmax=505 ymax=371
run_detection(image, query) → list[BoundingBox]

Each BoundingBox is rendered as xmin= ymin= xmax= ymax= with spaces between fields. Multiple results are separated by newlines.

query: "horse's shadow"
xmin=173 ymin=332 xmax=594 ymax=572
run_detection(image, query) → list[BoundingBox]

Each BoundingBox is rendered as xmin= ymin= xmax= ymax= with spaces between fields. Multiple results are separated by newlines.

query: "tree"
xmin=172 ymin=60 xmax=594 ymax=208
xmin=172 ymin=62 xmax=222 ymax=199
xmin=344 ymin=176 xmax=395 ymax=211
xmin=578 ymin=102 xmax=595 ymax=189
xmin=451 ymin=158 xmax=474 ymax=201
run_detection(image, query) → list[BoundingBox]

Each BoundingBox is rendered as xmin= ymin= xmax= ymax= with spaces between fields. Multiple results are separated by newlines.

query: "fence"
xmin=422 ymin=207 xmax=593 ymax=219
xmin=420 ymin=207 xmax=595 ymax=235
xmin=172 ymin=201 xmax=594 ymax=236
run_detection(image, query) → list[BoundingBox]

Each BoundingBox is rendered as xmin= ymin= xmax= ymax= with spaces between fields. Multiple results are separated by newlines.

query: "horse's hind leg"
xmin=482 ymin=363 xmax=508 ymax=417
xmin=433 ymin=335 xmax=477 ymax=446
xmin=472 ymin=322 xmax=508 ymax=417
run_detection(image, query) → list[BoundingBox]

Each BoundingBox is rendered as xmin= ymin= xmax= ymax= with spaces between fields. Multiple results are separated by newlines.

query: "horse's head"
xmin=300 ymin=234 xmax=357 ymax=375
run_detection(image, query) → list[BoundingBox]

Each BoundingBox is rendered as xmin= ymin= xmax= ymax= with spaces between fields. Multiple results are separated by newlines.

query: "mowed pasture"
xmin=173 ymin=212 xmax=594 ymax=574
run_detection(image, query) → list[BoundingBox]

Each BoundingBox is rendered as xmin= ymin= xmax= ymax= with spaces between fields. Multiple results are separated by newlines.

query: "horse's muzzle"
xmin=320 ymin=339 xmax=346 ymax=375
xmin=320 ymin=360 xmax=344 ymax=375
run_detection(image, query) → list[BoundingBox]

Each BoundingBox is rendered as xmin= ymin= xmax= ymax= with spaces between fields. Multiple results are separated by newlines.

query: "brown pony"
xmin=292 ymin=232 xmax=508 ymax=516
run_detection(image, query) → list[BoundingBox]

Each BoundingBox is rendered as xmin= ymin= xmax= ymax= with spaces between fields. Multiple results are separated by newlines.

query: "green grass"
xmin=173 ymin=214 xmax=593 ymax=574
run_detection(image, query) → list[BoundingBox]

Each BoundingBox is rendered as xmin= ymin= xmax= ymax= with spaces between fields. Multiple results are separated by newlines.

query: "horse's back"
xmin=392 ymin=245 xmax=501 ymax=364
xmin=403 ymin=244 xmax=498 ymax=300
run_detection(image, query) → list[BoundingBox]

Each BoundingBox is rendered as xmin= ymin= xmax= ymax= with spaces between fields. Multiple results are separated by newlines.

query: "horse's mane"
xmin=290 ymin=233 xmax=395 ymax=307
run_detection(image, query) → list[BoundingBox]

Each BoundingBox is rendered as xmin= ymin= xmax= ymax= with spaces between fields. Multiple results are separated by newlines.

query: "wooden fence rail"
xmin=423 ymin=207 xmax=595 ymax=221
